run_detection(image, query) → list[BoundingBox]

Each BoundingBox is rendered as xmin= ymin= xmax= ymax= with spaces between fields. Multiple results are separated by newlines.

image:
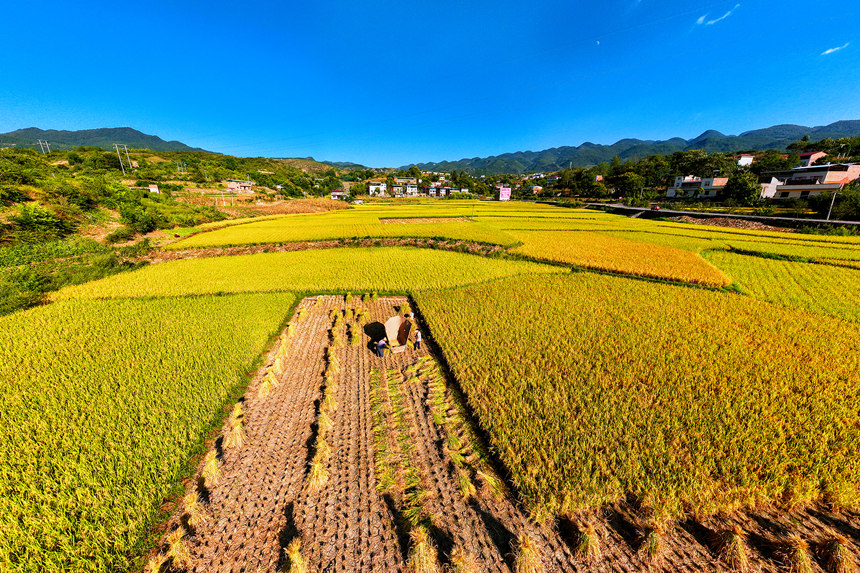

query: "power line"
xmin=113 ymin=143 xmax=131 ymax=175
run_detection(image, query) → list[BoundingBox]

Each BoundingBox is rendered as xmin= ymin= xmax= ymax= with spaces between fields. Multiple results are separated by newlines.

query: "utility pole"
xmin=36 ymin=140 xmax=47 ymax=154
xmin=826 ymin=192 xmax=840 ymax=221
xmin=113 ymin=144 xmax=127 ymax=176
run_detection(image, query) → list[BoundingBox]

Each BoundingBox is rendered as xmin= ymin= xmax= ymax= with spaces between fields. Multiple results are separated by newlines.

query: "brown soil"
xmin=380 ymin=217 xmax=471 ymax=225
xmin=134 ymin=237 xmax=504 ymax=264
xmin=173 ymin=196 xmax=351 ymax=218
xmin=149 ymin=296 xmax=860 ymax=573
xmin=78 ymin=209 xmax=123 ymax=243
xmin=669 ymin=215 xmax=795 ymax=233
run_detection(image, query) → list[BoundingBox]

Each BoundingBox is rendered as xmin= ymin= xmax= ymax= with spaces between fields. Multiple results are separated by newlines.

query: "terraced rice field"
xmin=150 ymin=294 xmax=860 ymax=573
xmin=508 ymin=229 xmax=731 ymax=286
xmin=704 ymin=250 xmax=860 ymax=321
xmin=50 ymin=248 xmax=564 ymax=301
xmin=0 ymin=293 xmax=294 ymax=571
xmin=5 ymin=201 xmax=860 ymax=572
xmin=152 ymin=296 xmax=576 ymax=572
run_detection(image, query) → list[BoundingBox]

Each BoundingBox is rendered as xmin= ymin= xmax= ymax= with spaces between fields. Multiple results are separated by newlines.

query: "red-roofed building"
xmin=734 ymin=154 xmax=755 ymax=167
xmin=798 ymin=151 xmax=827 ymax=167
xmin=760 ymin=163 xmax=860 ymax=199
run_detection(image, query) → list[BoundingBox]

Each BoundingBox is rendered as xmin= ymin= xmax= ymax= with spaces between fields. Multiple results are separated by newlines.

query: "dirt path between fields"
xmin=134 ymin=237 xmax=505 ymax=264
xmin=379 ymin=217 xmax=471 ymax=224
xmin=148 ymin=296 xmax=860 ymax=573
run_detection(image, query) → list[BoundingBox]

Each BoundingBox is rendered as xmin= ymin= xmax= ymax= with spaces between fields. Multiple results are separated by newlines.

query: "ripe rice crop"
xmin=0 ymin=292 xmax=293 ymax=571
xmin=725 ymin=239 xmax=860 ymax=262
xmin=168 ymin=208 xmax=519 ymax=249
xmin=508 ymin=230 xmax=731 ymax=286
xmin=414 ymin=273 xmax=860 ymax=519
xmin=704 ymin=250 xmax=860 ymax=321
xmin=52 ymin=247 xmax=564 ymax=300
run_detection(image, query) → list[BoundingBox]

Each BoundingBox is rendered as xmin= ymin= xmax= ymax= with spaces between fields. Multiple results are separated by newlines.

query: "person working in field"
xmin=414 ymin=330 xmax=422 ymax=350
xmin=375 ymin=337 xmax=388 ymax=358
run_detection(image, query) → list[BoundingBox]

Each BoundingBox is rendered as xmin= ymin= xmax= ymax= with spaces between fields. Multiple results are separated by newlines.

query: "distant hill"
xmin=404 ymin=120 xmax=860 ymax=174
xmin=0 ymin=127 xmax=207 ymax=152
xmin=322 ymin=160 xmax=369 ymax=170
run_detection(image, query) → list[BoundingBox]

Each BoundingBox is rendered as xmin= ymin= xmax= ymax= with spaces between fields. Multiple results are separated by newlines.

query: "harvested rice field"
xmin=151 ymin=295 xmax=575 ymax=572
xmin=148 ymin=294 xmax=860 ymax=573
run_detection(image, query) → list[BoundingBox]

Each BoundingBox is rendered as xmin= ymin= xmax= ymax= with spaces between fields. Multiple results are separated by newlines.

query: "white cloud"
xmin=696 ymin=3 xmax=740 ymax=26
xmin=821 ymin=42 xmax=850 ymax=55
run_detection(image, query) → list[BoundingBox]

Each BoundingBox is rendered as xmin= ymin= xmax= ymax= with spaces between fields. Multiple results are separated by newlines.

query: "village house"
xmin=330 ymin=190 xmax=347 ymax=201
xmin=665 ymin=175 xmax=728 ymax=198
xmin=368 ymin=182 xmax=388 ymax=196
xmin=735 ymin=154 xmax=755 ymax=167
xmin=760 ymin=163 xmax=860 ymax=200
xmin=393 ymin=176 xmax=418 ymax=185
xmin=225 ymin=179 xmax=255 ymax=193
xmin=797 ymin=151 xmax=827 ymax=167
xmin=425 ymin=186 xmax=449 ymax=197
xmin=406 ymin=183 xmax=419 ymax=196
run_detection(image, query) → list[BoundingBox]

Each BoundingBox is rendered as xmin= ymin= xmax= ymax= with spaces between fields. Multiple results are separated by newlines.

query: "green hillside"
xmin=0 ymin=127 xmax=205 ymax=152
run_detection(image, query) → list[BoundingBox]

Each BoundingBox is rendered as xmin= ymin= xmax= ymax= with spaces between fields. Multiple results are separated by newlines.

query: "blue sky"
xmin=1 ymin=0 xmax=858 ymax=166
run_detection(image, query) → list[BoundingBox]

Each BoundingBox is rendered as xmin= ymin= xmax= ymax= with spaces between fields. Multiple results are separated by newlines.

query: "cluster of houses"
xmin=366 ymin=176 xmax=471 ymax=198
xmin=221 ymin=150 xmax=859 ymax=204
xmin=666 ymin=152 xmax=860 ymax=200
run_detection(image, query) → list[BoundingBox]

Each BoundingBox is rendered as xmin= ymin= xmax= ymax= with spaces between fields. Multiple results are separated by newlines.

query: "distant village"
xmin=211 ymin=149 xmax=860 ymax=207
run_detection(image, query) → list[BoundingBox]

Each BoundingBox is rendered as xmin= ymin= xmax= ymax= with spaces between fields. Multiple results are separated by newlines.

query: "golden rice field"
xmin=414 ymin=273 xmax=860 ymax=520
xmin=0 ymin=293 xmax=293 ymax=571
xmin=168 ymin=205 xmax=518 ymax=249
xmin=51 ymin=247 xmax=564 ymax=300
xmin=508 ymin=229 xmax=731 ymax=286
xmin=5 ymin=200 xmax=860 ymax=571
xmin=704 ymin=250 xmax=860 ymax=321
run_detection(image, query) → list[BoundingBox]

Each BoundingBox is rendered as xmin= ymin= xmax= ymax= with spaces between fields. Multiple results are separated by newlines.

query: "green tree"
xmin=609 ymin=172 xmax=645 ymax=197
xmin=750 ymin=151 xmax=800 ymax=175
xmin=722 ymin=171 xmax=762 ymax=206
xmin=829 ymin=182 xmax=860 ymax=221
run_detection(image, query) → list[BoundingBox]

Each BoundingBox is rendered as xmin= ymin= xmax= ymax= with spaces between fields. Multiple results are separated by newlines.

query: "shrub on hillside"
xmin=10 ymin=203 xmax=76 ymax=243
xmin=106 ymin=226 xmax=136 ymax=244
xmin=0 ymin=185 xmax=27 ymax=205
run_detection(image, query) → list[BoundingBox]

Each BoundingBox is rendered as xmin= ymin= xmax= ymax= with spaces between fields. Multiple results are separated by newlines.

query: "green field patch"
xmin=724 ymin=238 xmax=860 ymax=261
xmin=53 ymin=247 xmax=565 ymax=300
xmin=0 ymin=292 xmax=294 ymax=571
xmin=704 ymin=249 xmax=860 ymax=321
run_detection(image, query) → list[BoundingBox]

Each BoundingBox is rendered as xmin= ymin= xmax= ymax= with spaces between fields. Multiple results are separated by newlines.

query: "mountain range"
xmin=402 ymin=120 xmax=860 ymax=174
xmin=3 ymin=121 xmax=859 ymax=174
xmin=0 ymin=127 xmax=205 ymax=152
